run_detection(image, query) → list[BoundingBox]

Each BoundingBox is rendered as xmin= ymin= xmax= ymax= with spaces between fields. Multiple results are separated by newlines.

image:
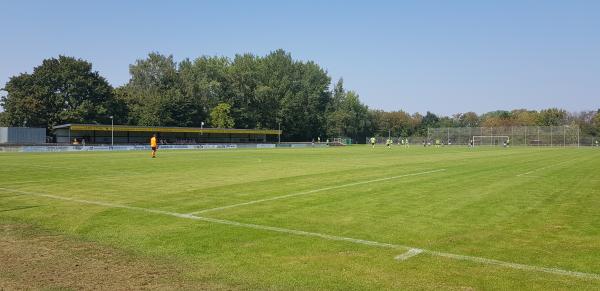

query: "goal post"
xmin=472 ymin=135 xmax=510 ymax=147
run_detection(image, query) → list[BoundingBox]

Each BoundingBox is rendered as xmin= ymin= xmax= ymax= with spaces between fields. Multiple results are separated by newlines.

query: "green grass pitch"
xmin=1 ymin=146 xmax=599 ymax=289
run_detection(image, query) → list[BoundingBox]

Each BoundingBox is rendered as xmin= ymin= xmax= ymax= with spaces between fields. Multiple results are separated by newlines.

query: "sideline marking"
xmin=394 ymin=248 xmax=423 ymax=261
xmin=0 ymin=174 xmax=149 ymax=187
xmin=516 ymin=160 xmax=573 ymax=177
xmin=18 ymin=164 xmax=83 ymax=170
xmin=1 ymin=187 xmax=599 ymax=281
xmin=187 ymin=169 xmax=446 ymax=215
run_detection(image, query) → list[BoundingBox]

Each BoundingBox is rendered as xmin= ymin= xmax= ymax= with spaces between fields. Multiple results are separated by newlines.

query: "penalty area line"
xmin=1 ymin=187 xmax=599 ymax=281
xmin=187 ymin=168 xmax=447 ymax=215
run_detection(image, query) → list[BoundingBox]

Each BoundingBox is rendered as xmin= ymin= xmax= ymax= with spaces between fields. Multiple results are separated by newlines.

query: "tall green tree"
xmin=0 ymin=111 xmax=6 ymax=126
xmin=178 ymin=56 xmax=231 ymax=112
xmin=325 ymin=78 xmax=370 ymax=142
xmin=121 ymin=49 xmax=332 ymax=140
xmin=591 ymin=110 xmax=600 ymax=136
xmin=480 ymin=110 xmax=513 ymax=127
xmin=414 ymin=111 xmax=440 ymax=135
xmin=457 ymin=112 xmax=480 ymax=127
xmin=210 ymin=103 xmax=235 ymax=128
xmin=370 ymin=110 xmax=415 ymax=137
xmin=122 ymin=52 xmax=205 ymax=127
xmin=511 ymin=109 xmax=538 ymax=126
xmin=538 ymin=108 xmax=567 ymax=126
xmin=0 ymin=56 xmax=120 ymax=130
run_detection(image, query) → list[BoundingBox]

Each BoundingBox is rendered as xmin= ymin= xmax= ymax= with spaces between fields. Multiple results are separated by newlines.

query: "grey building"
xmin=0 ymin=127 xmax=46 ymax=144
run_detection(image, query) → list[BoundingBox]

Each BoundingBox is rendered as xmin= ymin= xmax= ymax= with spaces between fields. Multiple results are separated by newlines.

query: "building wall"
xmin=0 ymin=127 xmax=46 ymax=144
xmin=0 ymin=128 xmax=7 ymax=143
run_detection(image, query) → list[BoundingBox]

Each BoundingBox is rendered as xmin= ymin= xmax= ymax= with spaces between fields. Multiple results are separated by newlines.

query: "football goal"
xmin=472 ymin=135 xmax=509 ymax=147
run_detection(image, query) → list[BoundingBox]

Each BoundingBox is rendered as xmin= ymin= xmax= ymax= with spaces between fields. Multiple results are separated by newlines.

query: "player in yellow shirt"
xmin=150 ymin=134 xmax=158 ymax=158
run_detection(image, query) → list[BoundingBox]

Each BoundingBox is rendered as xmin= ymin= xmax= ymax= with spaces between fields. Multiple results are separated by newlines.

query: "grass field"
xmin=1 ymin=146 xmax=600 ymax=290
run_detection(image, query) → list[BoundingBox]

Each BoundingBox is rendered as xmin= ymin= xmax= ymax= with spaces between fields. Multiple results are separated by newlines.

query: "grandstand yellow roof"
xmin=53 ymin=124 xmax=281 ymax=135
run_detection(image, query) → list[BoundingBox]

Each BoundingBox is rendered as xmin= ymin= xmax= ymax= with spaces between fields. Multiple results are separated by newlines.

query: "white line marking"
xmin=394 ymin=248 xmax=423 ymax=261
xmin=515 ymin=175 xmax=542 ymax=178
xmin=428 ymin=251 xmax=600 ymax=280
xmin=0 ymin=181 xmax=44 ymax=186
xmin=516 ymin=160 xmax=573 ymax=177
xmin=0 ymin=175 xmax=143 ymax=187
xmin=15 ymin=164 xmax=82 ymax=170
xmin=0 ymin=187 xmax=405 ymax=250
xmin=2 ymin=187 xmax=599 ymax=281
xmin=187 ymin=169 xmax=447 ymax=215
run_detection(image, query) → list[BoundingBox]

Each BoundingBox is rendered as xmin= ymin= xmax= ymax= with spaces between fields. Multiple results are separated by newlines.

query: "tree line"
xmin=371 ymin=108 xmax=600 ymax=138
xmin=1 ymin=50 xmax=599 ymax=142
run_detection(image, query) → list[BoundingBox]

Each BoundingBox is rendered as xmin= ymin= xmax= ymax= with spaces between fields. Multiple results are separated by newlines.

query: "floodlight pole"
xmin=278 ymin=122 xmax=281 ymax=144
xmin=110 ymin=116 xmax=114 ymax=148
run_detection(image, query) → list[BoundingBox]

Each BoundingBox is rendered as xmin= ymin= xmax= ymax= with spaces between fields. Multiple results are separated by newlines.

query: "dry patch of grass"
xmin=0 ymin=223 xmax=230 ymax=290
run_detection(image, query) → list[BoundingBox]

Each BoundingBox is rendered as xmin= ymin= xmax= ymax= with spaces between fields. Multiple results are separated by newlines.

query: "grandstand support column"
xmin=110 ymin=115 xmax=114 ymax=148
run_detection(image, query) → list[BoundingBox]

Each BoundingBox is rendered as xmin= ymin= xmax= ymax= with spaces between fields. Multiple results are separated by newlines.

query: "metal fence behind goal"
xmin=365 ymin=126 xmax=600 ymax=146
xmin=427 ymin=126 xmax=584 ymax=146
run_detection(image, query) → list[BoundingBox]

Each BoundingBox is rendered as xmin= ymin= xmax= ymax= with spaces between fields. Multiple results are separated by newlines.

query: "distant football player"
xmin=151 ymin=134 xmax=158 ymax=158
xmin=370 ymin=137 xmax=376 ymax=148
xmin=386 ymin=138 xmax=392 ymax=148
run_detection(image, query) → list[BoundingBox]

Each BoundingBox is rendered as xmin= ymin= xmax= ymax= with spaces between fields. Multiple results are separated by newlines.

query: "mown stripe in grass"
xmin=1 ymin=186 xmax=599 ymax=281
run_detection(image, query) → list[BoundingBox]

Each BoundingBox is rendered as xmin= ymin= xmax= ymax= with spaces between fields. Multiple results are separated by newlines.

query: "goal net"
xmin=472 ymin=135 xmax=509 ymax=147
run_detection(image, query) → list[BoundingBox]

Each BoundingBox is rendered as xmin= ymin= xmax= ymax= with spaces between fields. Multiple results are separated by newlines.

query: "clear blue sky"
xmin=1 ymin=0 xmax=599 ymax=115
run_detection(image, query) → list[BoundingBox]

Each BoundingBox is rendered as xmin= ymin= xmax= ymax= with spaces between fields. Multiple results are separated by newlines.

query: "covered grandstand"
xmin=53 ymin=124 xmax=282 ymax=144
